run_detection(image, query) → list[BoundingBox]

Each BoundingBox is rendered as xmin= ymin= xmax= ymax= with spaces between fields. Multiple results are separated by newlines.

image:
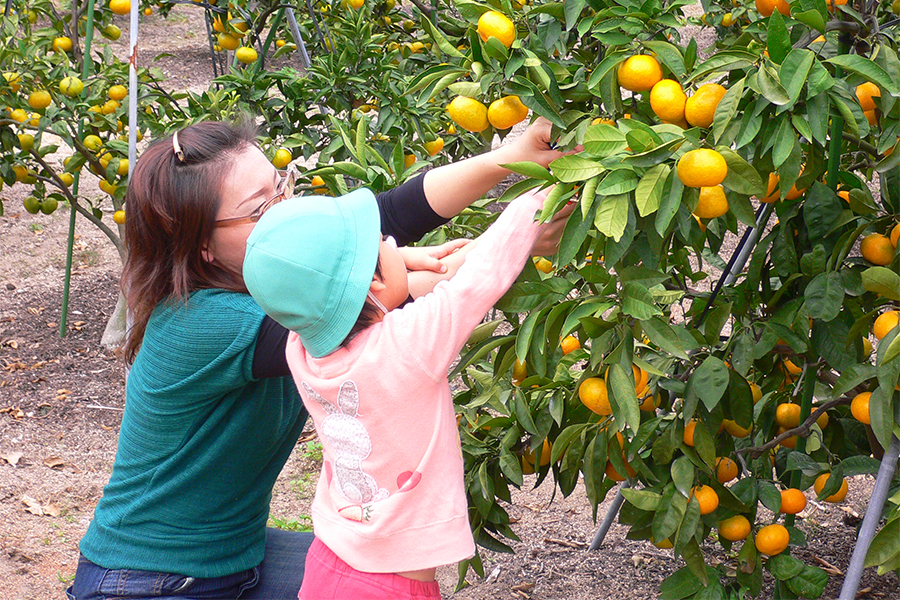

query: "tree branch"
xmin=737 ymin=395 xmax=853 ymax=460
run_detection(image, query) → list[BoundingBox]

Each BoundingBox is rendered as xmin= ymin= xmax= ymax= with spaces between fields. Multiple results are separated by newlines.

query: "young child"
xmin=242 ymin=185 xmax=555 ymax=600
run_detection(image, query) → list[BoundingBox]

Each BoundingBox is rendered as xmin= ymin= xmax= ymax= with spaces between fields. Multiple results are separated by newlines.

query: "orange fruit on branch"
xmin=850 ymin=392 xmax=871 ymax=425
xmin=775 ymin=403 xmax=801 ymax=428
xmin=780 ymin=488 xmax=807 ymax=514
xmin=873 ymin=310 xmax=899 ymax=340
xmin=755 ymin=523 xmax=790 ymax=555
xmin=109 ymin=0 xmax=130 ymax=15
xmin=684 ymin=83 xmax=727 ymax=128
xmin=447 ymin=96 xmax=489 ymax=133
xmin=677 ymin=149 xmax=728 ymax=188
xmin=691 ymin=485 xmax=720 ymax=515
xmin=560 ymin=335 xmax=580 ymax=355
xmin=27 ymin=90 xmax=52 ymax=110
xmin=855 ymin=82 xmax=881 ymax=111
xmin=716 ymin=457 xmax=739 ymax=483
xmin=487 ymin=95 xmax=529 ymax=129
xmin=579 ymin=377 xmax=611 ymax=415
xmin=617 ymin=55 xmax=663 ymax=93
xmin=477 ymin=10 xmax=516 ymax=48
xmin=718 ymin=514 xmax=751 ymax=541
xmin=755 ymin=0 xmax=790 ymax=16
xmin=860 ymin=233 xmax=894 ymax=266
xmin=649 ymin=79 xmax=687 ymax=123
xmin=814 ymin=473 xmax=848 ymax=502
xmin=693 ymin=185 xmax=729 ymax=218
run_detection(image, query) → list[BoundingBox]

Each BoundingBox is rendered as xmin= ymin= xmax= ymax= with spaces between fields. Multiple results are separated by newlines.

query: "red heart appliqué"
xmin=396 ymin=471 xmax=422 ymax=492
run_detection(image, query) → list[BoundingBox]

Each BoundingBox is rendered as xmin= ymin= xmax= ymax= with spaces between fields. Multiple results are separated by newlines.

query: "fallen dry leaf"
xmin=56 ymin=389 xmax=72 ymax=395
xmin=1 ymin=451 xmax=24 ymax=466
xmin=1 ymin=406 xmax=25 ymax=419
xmin=43 ymin=456 xmax=65 ymax=469
xmin=22 ymin=495 xmax=43 ymax=516
xmin=27 ymin=307 xmax=44 ymax=315
xmin=2 ymin=361 xmax=28 ymax=372
xmin=43 ymin=503 xmax=61 ymax=517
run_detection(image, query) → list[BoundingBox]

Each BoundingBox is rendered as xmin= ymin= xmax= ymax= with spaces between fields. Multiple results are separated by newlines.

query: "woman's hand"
xmin=398 ymin=239 xmax=471 ymax=273
xmin=501 ymin=117 xmax=578 ymax=168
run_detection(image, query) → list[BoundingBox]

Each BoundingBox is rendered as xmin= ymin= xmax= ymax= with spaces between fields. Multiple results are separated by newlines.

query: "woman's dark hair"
xmin=340 ymin=258 xmax=384 ymax=349
xmin=121 ymin=120 xmax=259 ymax=362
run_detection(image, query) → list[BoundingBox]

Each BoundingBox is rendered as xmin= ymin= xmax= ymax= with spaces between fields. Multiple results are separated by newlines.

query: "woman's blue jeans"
xmin=66 ymin=529 xmax=314 ymax=600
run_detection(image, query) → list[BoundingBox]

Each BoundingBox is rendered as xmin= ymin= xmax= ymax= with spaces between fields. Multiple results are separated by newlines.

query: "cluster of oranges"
xmin=444 ymin=11 xmax=530 ymax=135
xmin=614 ymin=54 xmax=732 ymax=222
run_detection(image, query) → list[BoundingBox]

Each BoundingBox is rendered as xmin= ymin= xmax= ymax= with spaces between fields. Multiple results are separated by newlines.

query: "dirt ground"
xmin=1 ymin=4 xmax=898 ymax=600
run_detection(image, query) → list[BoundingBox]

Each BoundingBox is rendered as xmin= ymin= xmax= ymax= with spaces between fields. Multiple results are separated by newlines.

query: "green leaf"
xmin=719 ymin=148 xmax=765 ymax=195
xmin=712 ymin=77 xmax=745 ymax=145
xmin=780 ymin=50 xmax=815 ymax=107
xmin=688 ymin=50 xmax=759 ymax=83
xmin=758 ymin=479 xmax=784 ymax=513
xmin=772 ymin=117 xmax=797 ymax=168
xmin=861 ymin=267 xmax=900 ymax=301
xmin=827 ymin=55 xmax=899 ymax=95
xmin=671 ymin=455 xmax=695 ymax=498
xmin=643 ymin=40 xmax=686 ymax=79
xmin=681 ymin=538 xmax=711 ymax=584
xmin=583 ymin=123 xmax=629 ymax=157
xmin=513 ymin=389 xmax=538 ymax=435
xmin=757 ymin=65 xmax=791 ymax=105
xmin=691 ymin=356 xmax=730 ymax=411
xmin=767 ymin=553 xmax=806 ymax=580
xmin=634 ymin=164 xmax=669 ymax=216
xmin=420 ymin=17 xmax=466 ymax=59
xmin=653 ymin=485 xmax=688 ymax=543
xmin=793 ymin=9 xmax=826 ymax=32
xmin=549 ymin=154 xmax=606 ymax=183
xmin=804 ymin=272 xmax=844 ymax=321
xmin=660 ymin=566 xmax=709 ymax=599
xmin=767 ymin=11 xmax=791 ymax=64
xmin=622 ymin=281 xmax=662 ymax=320
xmin=621 ymin=488 xmax=662 ymax=511
xmin=883 ymin=334 xmax=900 ymax=365
xmin=609 ymin=363 xmax=641 ymax=432
xmin=499 ymin=161 xmax=554 ymax=182
xmin=550 ymin=424 xmax=588 ymax=464
xmin=865 ymin=516 xmax=900 ymax=568
xmin=594 ymin=193 xmax=629 ymax=241
xmin=596 ymin=169 xmax=639 ymax=195
xmin=784 ymin=565 xmax=829 ymax=598
xmin=642 ymin=316 xmax=691 ymax=359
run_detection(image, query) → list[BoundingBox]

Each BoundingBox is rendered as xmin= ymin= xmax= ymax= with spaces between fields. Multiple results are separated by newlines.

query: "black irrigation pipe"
xmin=695 ymin=202 xmax=773 ymax=328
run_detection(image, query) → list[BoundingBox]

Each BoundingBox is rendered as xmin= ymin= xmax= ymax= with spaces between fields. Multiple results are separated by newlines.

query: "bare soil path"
xmin=1 ymin=5 xmax=897 ymax=600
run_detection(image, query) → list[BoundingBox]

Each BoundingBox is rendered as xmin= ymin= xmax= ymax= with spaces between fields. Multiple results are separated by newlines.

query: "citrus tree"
xmin=400 ymin=0 xmax=900 ymax=596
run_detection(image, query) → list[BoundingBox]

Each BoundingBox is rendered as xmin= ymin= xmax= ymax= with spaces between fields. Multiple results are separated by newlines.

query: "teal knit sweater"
xmin=79 ymin=289 xmax=308 ymax=577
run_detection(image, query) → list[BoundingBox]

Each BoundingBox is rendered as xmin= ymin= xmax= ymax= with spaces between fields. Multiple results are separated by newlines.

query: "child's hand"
xmin=398 ymin=239 xmax=471 ymax=274
xmin=532 ymin=199 xmax=576 ymax=256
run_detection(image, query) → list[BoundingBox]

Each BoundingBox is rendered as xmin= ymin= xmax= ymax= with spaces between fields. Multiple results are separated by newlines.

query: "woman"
xmin=67 ymin=117 xmax=571 ymax=600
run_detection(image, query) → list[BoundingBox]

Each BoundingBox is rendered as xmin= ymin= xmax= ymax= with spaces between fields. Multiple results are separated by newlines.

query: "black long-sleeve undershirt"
xmin=252 ymin=173 xmax=444 ymax=379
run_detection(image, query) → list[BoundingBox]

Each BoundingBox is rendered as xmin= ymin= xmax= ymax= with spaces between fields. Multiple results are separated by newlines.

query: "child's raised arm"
xmin=389 ymin=187 xmax=570 ymax=378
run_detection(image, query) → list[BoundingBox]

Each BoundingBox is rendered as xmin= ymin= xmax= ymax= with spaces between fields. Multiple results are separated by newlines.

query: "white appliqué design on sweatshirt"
xmin=301 ymin=381 xmax=389 ymax=520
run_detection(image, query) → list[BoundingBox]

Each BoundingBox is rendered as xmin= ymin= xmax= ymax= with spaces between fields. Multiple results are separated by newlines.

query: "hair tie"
xmin=172 ymin=131 xmax=185 ymax=162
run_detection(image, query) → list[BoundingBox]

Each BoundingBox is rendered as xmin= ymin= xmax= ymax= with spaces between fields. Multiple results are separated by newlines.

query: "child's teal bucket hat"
xmin=243 ymin=188 xmax=380 ymax=358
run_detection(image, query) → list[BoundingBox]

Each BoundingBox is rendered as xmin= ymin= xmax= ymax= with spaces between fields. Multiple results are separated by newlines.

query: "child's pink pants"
xmin=298 ymin=537 xmax=441 ymax=600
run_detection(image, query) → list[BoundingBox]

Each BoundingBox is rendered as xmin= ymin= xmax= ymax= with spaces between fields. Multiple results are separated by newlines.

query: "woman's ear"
xmin=201 ymin=244 xmax=215 ymax=264
xmin=369 ymin=277 xmax=387 ymax=293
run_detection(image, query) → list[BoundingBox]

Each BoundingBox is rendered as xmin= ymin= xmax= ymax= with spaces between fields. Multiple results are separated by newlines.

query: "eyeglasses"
xmin=214 ymin=166 xmax=298 ymax=228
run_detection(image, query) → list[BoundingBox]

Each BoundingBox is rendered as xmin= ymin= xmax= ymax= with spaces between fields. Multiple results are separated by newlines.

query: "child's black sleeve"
xmin=376 ymin=171 xmax=450 ymax=247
